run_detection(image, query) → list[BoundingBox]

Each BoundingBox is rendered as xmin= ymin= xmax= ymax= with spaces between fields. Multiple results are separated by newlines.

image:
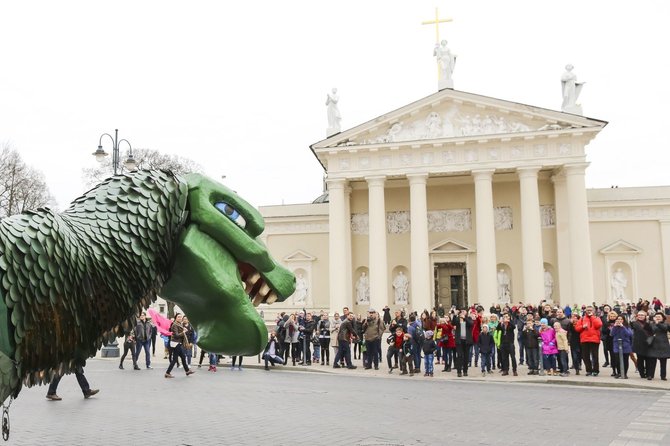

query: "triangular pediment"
xmin=599 ymin=239 xmax=642 ymax=255
xmin=283 ymin=249 xmax=317 ymax=262
xmin=430 ymin=238 xmax=475 ymax=253
xmin=312 ymin=89 xmax=606 ymax=150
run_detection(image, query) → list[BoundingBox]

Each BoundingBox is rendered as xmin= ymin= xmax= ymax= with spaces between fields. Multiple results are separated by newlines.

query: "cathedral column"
xmin=366 ymin=176 xmax=389 ymax=311
xmin=517 ymin=167 xmax=545 ymax=302
xmin=344 ymin=186 xmax=353 ymax=307
xmin=660 ymin=220 xmax=670 ymax=301
xmin=552 ymin=172 xmax=572 ymax=305
xmin=472 ymin=169 xmax=497 ymax=307
xmin=564 ymin=163 xmax=594 ymax=304
xmin=408 ymin=173 xmax=430 ymax=312
xmin=327 ymin=179 xmax=350 ymax=313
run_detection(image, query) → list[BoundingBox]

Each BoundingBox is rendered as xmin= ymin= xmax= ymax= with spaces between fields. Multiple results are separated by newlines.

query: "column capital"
xmin=516 ymin=166 xmax=542 ymax=179
xmin=326 ymin=178 xmax=347 ymax=190
xmin=365 ymin=175 xmax=386 ymax=187
xmin=471 ymin=169 xmax=495 ymax=180
xmin=551 ymin=169 xmax=567 ymax=184
xmin=562 ymin=162 xmax=590 ymax=176
xmin=406 ymin=173 xmax=428 ymax=185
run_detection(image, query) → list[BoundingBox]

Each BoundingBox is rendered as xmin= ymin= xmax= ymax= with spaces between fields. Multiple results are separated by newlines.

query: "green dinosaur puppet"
xmin=0 ymin=170 xmax=295 ymax=403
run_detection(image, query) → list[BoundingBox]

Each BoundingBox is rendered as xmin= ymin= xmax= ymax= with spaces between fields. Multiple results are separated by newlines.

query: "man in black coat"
xmin=453 ymin=310 xmax=474 ymax=377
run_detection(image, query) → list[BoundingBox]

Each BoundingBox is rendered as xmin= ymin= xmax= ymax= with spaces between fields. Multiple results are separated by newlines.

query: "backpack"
xmin=413 ymin=324 xmax=425 ymax=343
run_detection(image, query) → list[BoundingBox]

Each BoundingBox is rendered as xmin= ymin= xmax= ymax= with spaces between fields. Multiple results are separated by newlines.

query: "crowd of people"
xmin=270 ymin=298 xmax=670 ymax=381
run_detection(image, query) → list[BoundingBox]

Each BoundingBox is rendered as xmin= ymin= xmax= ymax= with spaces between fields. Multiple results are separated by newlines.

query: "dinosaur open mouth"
xmin=238 ymin=262 xmax=278 ymax=306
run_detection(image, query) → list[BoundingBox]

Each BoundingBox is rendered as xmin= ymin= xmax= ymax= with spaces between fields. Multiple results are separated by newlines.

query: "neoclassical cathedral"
xmin=257 ymin=66 xmax=670 ymax=316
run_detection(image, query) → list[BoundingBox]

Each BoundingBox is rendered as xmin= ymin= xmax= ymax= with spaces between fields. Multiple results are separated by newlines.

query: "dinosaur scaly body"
xmin=0 ymin=170 xmax=295 ymax=403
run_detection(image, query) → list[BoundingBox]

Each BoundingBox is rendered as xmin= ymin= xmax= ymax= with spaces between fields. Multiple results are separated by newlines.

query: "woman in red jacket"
xmin=573 ymin=305 xmax=603 ymax=376
xmin=436 ymin=318 xmax=455 ymax=372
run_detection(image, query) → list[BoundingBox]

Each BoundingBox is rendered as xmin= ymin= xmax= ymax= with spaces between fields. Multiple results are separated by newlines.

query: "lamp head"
xmin=92 ymin=146 xmax=108 ymax=163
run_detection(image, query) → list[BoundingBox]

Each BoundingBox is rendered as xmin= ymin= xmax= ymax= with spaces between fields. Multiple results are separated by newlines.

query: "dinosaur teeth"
xmin=252 ymin=294 xmax=264 ymax=307
xmin=258 ymin=282 xmax=271 ymax=298
xmin=245 ymin=272 xmax=260 ymax=294
xmin=237 ymin=263 xmax=280 ymax=306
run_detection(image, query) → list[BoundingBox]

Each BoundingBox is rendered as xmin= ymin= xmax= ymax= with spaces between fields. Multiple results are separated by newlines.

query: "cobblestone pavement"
xmin=3 ymin=356 xmax=668 ymax=446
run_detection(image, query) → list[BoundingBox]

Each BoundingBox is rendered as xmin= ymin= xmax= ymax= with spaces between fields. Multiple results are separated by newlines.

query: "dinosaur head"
xmin=160 ymin=173 xmax=295 ymax=355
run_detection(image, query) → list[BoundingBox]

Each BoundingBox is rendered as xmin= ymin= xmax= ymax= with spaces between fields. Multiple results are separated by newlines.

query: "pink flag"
xmin=148 ymin=308 xmax=172 ymax=336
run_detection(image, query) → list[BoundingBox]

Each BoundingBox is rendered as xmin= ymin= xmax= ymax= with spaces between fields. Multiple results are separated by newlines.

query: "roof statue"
xmin=561 ymin=64 xmax=585 ymax=115
xmin=326 ymin=88 xmax=342 ymax=136
xmin=0 ymin=170 xmax=296 ymax=405
xmin=422 ymin=7 xmax=455 ymax=90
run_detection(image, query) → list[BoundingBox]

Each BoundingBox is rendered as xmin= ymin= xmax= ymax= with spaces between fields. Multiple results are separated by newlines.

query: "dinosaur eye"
xmin=215 ymin=202 xmax=246 ymax=229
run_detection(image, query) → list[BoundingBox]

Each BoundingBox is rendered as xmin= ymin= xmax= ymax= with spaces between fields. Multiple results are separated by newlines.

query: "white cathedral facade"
xmin=258 ymin=87 xmax=670 ymax=316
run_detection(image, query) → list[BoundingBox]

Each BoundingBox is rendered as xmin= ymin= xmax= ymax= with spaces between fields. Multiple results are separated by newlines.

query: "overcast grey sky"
xmin=1 ymin=0 xmax=668 ymax=209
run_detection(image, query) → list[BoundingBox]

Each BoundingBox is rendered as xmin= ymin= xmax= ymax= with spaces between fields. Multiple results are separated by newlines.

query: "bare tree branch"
xmin=0 ymin=143 xmax=56 ymax=218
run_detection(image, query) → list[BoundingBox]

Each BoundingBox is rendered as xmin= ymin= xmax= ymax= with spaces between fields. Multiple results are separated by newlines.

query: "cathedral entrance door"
xmin=434 ymin=262 xmax=468 ymax=310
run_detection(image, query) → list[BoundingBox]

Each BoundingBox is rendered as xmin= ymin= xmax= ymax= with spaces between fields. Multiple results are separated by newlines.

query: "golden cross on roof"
xmin=421 ymin=7 xmax=452 ymax=43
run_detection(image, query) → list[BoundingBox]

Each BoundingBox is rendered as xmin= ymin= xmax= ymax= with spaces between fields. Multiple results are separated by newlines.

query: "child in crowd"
xmin=422 ymin=330 xmax=436 ymax=377
xmin=399 ymin=334 xmax=413 ymax=377
xmin=539 ymin=318 xmax=558 ymax=376
xmin=610 ymin=315 xmax=633 ymax=379
xmin=522 ymin=318 xmax=540 ymax=375
xmin=478 ymin=324 xmax=495 ymax=376
xmin=554 ymin=322 xmax=569 ymax=376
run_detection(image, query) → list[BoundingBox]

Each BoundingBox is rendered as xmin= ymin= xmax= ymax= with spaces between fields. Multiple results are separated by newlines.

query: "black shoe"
xmin=347 ymin=366 xmax=357 ymax=370
xmin=333 ymin=365 xmax=342 ymax=369
xmin=602 ymin=362 xmax=609 ymax=368
xmin=463 ymin=371 xmax=468 ymax=377
xmin=364 ymin=366 xmax=372 ymax=370
xmin=133 ymin=365 xmax=141 ymax=370
xmin=264 ymin=366 xmax=270 ymax=371
xmin=662 ymin=377 xmax=667 ymax=381
xmin=647 ymin=376 xmax=653 ymax=380
xmin=83 ymin=389 xmax=99 ymax=399
xmin=118 ymin=364 xmax=123 ymax=370
xmin=457 ymin=371 xmax=462 ymax=377
xmin=592 ymin=372 xmax=599 ymax=377
xmin=374 ymin=366 xmax=379 ymax=370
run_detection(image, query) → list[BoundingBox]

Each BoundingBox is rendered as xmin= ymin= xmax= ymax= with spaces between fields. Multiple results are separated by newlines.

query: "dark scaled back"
xmin=0 ymin=170 xmax=188 ymax=401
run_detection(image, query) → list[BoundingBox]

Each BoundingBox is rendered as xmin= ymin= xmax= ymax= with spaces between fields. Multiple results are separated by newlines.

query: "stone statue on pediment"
xmin=434 ymin=40 xmax=456 ymax=89
xmin=326 ymin=88 xmax=342 ymax=136
xmin=561 ymin=64 xmax=584 ymax=115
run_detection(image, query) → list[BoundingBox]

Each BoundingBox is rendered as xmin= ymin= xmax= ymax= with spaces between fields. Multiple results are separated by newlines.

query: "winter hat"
xmin=540 ymin=318 xmax=548 ymax=325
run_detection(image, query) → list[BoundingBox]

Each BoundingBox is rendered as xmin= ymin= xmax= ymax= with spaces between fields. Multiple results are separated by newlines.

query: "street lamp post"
xmin=92 ymin=128 xmax=137 ymax=175
xmin=92 ymin=129 xmax=137 ymax=358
